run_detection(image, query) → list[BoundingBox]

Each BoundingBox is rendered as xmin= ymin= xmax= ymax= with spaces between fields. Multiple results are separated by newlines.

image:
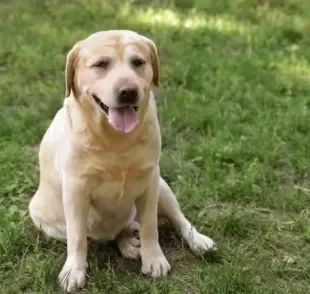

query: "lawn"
xmin=1 ymin=0 xmax=310 ymax=293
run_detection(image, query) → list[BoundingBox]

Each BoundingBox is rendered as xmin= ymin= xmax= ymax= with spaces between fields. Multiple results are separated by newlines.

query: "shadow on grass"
xmin=86 ymin=222 xmax=223 ymax=276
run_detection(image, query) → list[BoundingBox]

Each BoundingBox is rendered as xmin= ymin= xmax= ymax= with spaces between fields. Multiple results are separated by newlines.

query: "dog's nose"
xmin=118 ymin=86 xmax=138 ymax=104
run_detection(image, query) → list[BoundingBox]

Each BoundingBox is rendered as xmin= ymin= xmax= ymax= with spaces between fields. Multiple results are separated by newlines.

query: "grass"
xmin=1 ymin=0 xmax=310 ymax=293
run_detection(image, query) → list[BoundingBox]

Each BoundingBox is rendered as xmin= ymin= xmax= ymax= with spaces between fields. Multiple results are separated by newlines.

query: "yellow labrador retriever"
xmin=29 ymin=30 xmax=215 ymax=292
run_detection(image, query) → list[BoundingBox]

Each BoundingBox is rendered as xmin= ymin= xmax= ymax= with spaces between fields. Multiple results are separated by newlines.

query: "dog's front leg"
xmin=59 ymin=176 xmax=89 ymax=293
xmin=136 ymin=167 xmax=171 ymax=277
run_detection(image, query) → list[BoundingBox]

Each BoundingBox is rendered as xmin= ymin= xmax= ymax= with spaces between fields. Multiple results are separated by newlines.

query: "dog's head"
xmin=65 ymin=30 xmax=160 ymax=134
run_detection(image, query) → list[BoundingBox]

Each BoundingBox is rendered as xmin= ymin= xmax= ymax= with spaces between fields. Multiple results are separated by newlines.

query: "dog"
xmin=29 ymin=30 xmax=215 ymax=293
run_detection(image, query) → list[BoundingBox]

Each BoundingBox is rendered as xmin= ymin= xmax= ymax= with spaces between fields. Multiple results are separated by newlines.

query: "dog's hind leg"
xmin=116 ymin=221 xmax=141 ymax=260
xmin=29 ymin=187 xmax=66 ymax=241
xmin=157 ymin=177 xmax=216 ymax=254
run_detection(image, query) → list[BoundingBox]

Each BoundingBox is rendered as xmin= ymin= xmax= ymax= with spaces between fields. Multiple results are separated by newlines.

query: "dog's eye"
xmin=132 ymin=58 xmax=145 ymax=67
xmin=93 ymin=60 xmax=109 ymax=69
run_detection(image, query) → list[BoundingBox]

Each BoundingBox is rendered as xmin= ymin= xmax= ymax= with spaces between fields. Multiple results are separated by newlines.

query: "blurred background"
xmin=1 ymin=1 xmax=310 ymax=293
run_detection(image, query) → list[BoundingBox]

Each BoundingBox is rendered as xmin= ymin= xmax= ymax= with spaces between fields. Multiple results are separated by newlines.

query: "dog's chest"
xmin=89 ymin=150 xmax=155 ymax=198
xmin=93 ymin=166 xmax=149 ymax=198
xmin=79 ymin=134 xmax=160 ymax=207
xmin=89 ymin=164 xmax=151 ymax=219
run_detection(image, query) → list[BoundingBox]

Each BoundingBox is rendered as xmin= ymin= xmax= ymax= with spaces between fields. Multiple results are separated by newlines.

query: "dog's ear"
xmin=65 ymin=42 xmax=82 ymax=97
xmin=145 ymin=38 xmax=160 ymax=87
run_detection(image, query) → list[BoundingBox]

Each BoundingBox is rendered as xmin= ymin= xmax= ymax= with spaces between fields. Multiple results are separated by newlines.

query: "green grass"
xmin=1 ymin=0 xmax=310 ymax=293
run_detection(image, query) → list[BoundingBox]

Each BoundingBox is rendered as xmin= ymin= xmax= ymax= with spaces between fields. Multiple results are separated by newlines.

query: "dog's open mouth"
xmin=92 ymin=94 xmax=109 ymax=114
xmin=92 ymin=94 xmax=139 ymax=133
xmin=92 ymin=94 xmax=138 ymax=114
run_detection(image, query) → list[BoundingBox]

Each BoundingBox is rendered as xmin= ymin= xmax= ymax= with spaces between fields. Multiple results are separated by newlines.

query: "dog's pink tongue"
xmin=108 ymin=106 xmax=139 ymax=133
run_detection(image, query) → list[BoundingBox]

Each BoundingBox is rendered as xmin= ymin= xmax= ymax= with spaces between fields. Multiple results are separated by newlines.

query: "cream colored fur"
xmin=29 ymin=30 xmax=215 ymax=293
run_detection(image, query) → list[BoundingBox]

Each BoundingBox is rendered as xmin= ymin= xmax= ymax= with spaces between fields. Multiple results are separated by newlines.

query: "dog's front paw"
xmin=187 ymin=228 xmax=216 ymax=254
xmin=59 ymin=259 xmax=87 ymax=293
xmin=141 ymin=251 xmax=171 ymax=277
